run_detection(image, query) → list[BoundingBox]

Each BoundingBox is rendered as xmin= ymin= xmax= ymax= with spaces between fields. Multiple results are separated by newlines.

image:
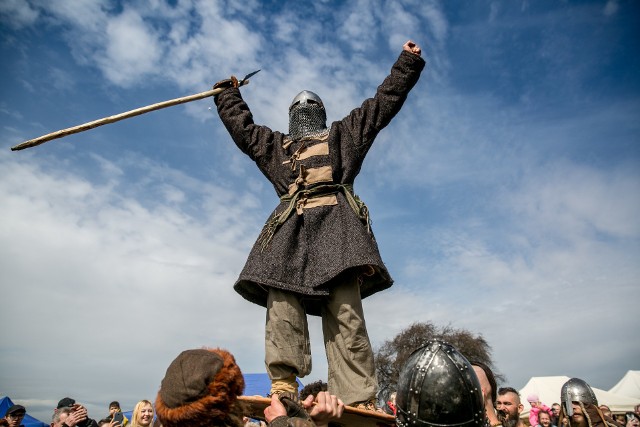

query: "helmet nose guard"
xmin=561 ymin=378 xmax=598 ymax=417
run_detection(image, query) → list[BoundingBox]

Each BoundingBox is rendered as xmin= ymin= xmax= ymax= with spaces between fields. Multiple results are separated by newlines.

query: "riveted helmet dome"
xmin=396 ymin=340 xmax=484 ymax=427
xmin=561 ymin=378 xmax=598 ymax=417
xmin=288 ymin=90 xmax=327 ymax=140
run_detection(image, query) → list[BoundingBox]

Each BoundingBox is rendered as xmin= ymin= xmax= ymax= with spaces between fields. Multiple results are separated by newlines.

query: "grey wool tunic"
xmin=215 ymin=50 xmax=425 ymax=316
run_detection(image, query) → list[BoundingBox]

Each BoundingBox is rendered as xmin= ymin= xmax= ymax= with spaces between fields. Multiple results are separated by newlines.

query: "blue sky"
xmin=1 ymin=0 xmax=639 ymax=422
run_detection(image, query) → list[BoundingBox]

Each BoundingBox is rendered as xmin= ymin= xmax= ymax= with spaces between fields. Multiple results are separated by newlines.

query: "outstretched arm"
xmin=340 ymin=39 xmax=426 ymax=157
xmin=213 ymin=77 xmax=279 ymax=165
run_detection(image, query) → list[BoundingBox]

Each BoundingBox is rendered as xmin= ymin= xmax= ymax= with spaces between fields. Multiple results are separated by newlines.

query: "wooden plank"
xmin=238 ymin=395 xmax=395 ymax=427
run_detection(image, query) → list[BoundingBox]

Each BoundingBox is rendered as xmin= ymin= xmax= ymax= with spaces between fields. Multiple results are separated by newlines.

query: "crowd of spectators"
xmin=3 ymin=344 xmax=640 ymax=427
xmin=1 ymin=397 xmax=160 ymax=427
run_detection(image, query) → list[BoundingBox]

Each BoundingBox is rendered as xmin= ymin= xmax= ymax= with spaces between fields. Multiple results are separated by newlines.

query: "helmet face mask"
xmin=395 ymin=340 xmax=484 ymax=427
xmin=288 ymin=90 xmax=327 ymax=140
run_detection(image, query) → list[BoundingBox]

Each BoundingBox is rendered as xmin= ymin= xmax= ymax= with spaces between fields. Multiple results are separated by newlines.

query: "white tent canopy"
xmin=518 ymin=376 xmax=640 ymax=417
xmin=609 ymin=370 xmax=640 ymax=400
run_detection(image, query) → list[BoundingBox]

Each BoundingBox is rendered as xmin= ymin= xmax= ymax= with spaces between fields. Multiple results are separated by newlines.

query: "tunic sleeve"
xmin=214 ymin=88 xmax=280 ymax=166
xmin=341 ymin=50 xmax=425 ymax=156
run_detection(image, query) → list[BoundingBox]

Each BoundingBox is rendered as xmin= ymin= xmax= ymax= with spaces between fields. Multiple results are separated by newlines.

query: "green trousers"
xmin=265 ymin=270 xmax=378 ymax=405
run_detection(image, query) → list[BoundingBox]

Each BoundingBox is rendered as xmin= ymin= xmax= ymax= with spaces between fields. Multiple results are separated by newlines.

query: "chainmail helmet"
xmin=288 ymin=90 xmax=327 ymax=140
xmin=395 ymin=340 xmax=484 ymax=427
xmin=561 ymin=378 xmax=598 ymax=417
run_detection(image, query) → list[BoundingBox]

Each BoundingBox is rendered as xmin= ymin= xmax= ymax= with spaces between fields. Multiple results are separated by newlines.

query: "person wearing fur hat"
xmin=156 ymin=348 xmax=247 ymax=427
xmin=155 ymin=348 xmax=344 ymax=427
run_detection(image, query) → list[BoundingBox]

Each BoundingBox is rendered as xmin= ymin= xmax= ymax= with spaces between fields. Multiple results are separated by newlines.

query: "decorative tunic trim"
xmin=295 ymin=194 xmax=338 ymax=215
xmin=282 ymin=142 xmax=330 ymax=170
xmin=287 ymin=165 xmax=333 ymax=195
xmin=258 ymin=183 xmax=372 ymax=250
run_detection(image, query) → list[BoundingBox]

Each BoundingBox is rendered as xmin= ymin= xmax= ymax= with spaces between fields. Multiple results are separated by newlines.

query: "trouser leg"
xmin=265 ymin=287 xmax=311 ymax=394
xmin=321 ymin=270 xmax=378 ymax=406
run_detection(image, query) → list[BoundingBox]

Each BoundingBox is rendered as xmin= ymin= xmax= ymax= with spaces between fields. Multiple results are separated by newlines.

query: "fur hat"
xmin=155 ymin=348 xmax=245 ymax=427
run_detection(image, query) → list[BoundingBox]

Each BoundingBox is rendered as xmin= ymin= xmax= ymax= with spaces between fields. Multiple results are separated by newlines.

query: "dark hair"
xmin=498 ymin=387 xmax=521 ymax=404
xmin=109 ymin=401 xmax=120 ymax=409
xmin=299 ymin=380 xmax=328 ymax=400
xmin=471 ymin=360 xmax=497 ymax=403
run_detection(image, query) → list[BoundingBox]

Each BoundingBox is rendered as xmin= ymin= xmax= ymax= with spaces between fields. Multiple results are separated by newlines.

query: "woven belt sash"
xmin=258 ymin=183 xmax=371 ymax=250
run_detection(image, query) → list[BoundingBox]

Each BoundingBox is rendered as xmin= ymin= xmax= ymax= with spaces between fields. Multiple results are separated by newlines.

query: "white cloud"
xmin=0 ymin=0 xmax=39 ymax=29
xmin=272 ymin=12 xmax=298 ymax=42
xmin=337 ymin=0 xmax=381 ymax=53
xmin=0 ymin=149 xmax=266 ymax=410
xmin=35 ymin=0 xmax=110 ymax=31
xmin=415 ymin=0 xmax=448 ymax=45
xmin=48 ymin=66 xmax=77 ymax=92
xmin=507 ymin=161 xmax=640 ymax=240
xmin=2 ymin=0 xmax=639 ymax=420
xmin=99 ymin=9 xmax=163 ymax=87
xmin=380 ymin=157 xmax=640 ymax=384
xmin=25 ymin=0 xmax=262 ymax=92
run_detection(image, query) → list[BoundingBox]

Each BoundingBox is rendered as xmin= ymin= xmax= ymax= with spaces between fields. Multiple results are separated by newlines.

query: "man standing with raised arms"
xmin=214 ymin=40 xmax=425 ymax=409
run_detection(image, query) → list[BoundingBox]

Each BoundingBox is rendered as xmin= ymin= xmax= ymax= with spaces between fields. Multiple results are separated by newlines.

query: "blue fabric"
xmin=243 ymin=373 xmax=303 ymax=396
xmin=0 ymin=396 xmax=48 ymax=427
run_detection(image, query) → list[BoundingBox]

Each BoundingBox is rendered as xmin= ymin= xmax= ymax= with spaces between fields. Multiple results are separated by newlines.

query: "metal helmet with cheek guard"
xmin=561 ymin=378 xmax=598 ymax=417
xmin=395 ymin=340 xmax=484 ymax=427
xmin=288 ymin=90 xmax=327 ymax=140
